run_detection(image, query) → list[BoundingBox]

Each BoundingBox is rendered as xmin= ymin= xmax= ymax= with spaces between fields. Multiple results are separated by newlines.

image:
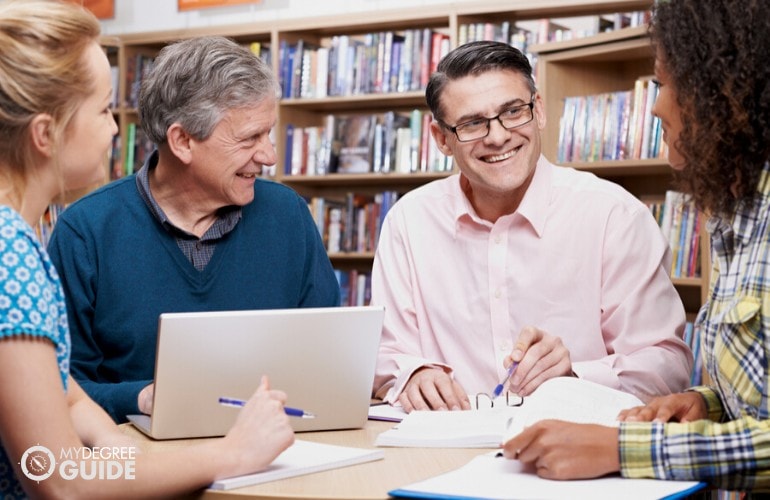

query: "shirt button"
xmin=494 ymin=289 xmax=502 ymax=299
xmin=195 ymin=242 xmax=202 ymax=250
xmin=494 ymin=236 xmax=501 ymax=244
xmin=499 ymin=343 xmax=510 ymax=351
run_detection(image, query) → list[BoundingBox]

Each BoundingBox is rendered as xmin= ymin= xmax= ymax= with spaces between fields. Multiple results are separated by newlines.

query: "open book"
xmin=389 ymin=451 xmax=706 ymax=500
xmin=210 ymin=440 xmax=384 ymax=490
xmin=375 ymin=377 xmax=644 ymax=449
xmin=503 ymin=375 xmax=643 ymax=440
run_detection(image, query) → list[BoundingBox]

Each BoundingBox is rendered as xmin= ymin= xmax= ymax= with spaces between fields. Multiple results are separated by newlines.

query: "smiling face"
xmin=187 ymin=98 xmax=277 ymax=208
xmin=431 ymin=69 xmax=545 ymax=220
xmin=652 ymin=57 xmax=685 ymax=170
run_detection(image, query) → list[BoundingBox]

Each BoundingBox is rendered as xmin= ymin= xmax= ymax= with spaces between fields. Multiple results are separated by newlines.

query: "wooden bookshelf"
xmin=98 ymin=0 xmax=709 ymax=313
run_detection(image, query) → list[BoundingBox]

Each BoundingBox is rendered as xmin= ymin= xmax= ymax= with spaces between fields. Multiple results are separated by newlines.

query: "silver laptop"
xmin=127 ymin=305 xmax=384 ymax=440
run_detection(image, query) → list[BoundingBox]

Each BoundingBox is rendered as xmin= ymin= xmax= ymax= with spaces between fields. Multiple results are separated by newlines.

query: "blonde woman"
xmin=0 ymin=1 xmax=293 ymax=497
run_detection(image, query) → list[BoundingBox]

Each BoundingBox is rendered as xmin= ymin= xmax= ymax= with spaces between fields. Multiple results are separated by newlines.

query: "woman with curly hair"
xmin=503 ymin=0 xmax=770 ymax=493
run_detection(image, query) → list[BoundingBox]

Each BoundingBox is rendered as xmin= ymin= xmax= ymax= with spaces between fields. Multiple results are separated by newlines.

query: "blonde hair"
xmin=0 ymin=0 xmax=100 ymax=198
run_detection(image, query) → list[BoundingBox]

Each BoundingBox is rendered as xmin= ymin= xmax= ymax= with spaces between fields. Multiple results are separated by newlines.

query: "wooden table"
xmin=122 ymin=419 xmax=494 ymax=499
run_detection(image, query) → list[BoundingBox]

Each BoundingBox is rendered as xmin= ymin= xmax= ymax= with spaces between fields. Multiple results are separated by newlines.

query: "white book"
xmin=210 ymin=440 xmax=384 ymax=491
xmin=375 ymin=377 xmax=644 ymax=449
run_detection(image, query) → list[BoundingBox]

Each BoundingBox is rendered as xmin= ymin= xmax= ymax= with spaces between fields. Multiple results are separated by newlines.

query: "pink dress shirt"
xmin=371 ymin=156 xmax=693 ymax=404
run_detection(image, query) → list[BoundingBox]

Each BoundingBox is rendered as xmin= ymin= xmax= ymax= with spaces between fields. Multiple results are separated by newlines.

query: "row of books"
xmin=123 ymin=53 xmax=155 ymax=109
xmin=646 ymin=190 xmax=701 ymax=279
xmin=278 ymin=29 xmax=450 ymax=99
xmin=110 ymin=123 xmax=155 ymax=180
xmin=335 ymin=269 xmax=371 ymax=307
xmin=308 ymin=191 xmax=399 ymax=254
xmin=121 ymin=42 xmax=268 ymax=110
xmin=35 ymin=204 xmax=66 ymax=246
xmin=557 ymin=77 xmax=667 ymax=163
xmin=284 ymin=110 xmax=452 ymax=177
xmin=457 ymin=12 xmax=649 ymax=77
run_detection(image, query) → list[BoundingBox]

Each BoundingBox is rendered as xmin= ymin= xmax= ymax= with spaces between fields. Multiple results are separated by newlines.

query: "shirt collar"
xmin=707 ymin=161 xmax=770 ymax=249
xmin=451 ymin=155 xmax=550 ymax=238
xmin=135 ymin=150 xmax=242 ymax=238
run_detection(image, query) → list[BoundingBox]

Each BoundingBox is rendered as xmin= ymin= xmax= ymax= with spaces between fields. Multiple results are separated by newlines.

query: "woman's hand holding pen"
xmin=215 ymin=375 xmax=295 ymax=479
xmin=506 ymin=326 xmax=574 ymax=397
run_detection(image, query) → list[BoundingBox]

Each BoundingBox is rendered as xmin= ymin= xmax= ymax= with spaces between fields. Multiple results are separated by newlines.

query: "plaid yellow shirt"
xmin=620 ymin=163 xmax=770 ymax=492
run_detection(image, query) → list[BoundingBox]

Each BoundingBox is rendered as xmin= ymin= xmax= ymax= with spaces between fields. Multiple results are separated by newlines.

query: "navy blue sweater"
xmin=47 ymin=175 xmax=340 ymax=422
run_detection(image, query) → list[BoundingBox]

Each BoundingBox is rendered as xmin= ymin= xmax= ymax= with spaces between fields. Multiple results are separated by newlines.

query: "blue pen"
xmin=492 ymin=361 xmax=519 ymax=398
xmin=218 ymin=397 xmax=316 ymax=419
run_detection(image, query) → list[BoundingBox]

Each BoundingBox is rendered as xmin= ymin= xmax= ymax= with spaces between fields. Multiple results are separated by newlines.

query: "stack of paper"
xmin=374 ymin=406 xmax=518 ymax=448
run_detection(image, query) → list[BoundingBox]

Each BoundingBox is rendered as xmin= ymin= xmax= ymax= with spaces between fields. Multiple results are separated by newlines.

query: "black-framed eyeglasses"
xmin=441 ymin=94 xmax=536 ymax=142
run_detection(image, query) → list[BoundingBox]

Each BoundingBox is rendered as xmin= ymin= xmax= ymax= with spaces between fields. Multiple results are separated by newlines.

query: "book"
xmin=210 ymin=439 xmax=384 ymax=491
xmin=336 ymin=114 xmax=376 ymax=174
xmin=389 ymin=451 xmax=706 ymax=500
xmin=375 ymin=377 xmax=644 ymax=449
xmin=502 ymin=376 xmax=643 ymax=441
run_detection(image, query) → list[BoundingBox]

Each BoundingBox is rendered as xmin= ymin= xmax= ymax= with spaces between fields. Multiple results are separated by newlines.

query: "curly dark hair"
xmin=650 ymin=0 xmax=770 ymax=216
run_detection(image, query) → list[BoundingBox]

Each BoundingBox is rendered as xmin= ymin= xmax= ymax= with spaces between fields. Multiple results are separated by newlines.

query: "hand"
xmin=399 ymin=367 xmax=471 ymax=412
xmin=220 ymin=376 xmax=295 ymax=476
xmin=618 ymin=391 xmax=707 ymax=423
xmin=502 ymin=420 xmax=619 ymax=480
xmin=505 ymin=326 xmax=573 ymax=396
xmin=138 ymin=383 xmax=154 ymax=415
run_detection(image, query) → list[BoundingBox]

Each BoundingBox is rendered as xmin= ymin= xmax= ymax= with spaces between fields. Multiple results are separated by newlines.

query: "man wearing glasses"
xmin=370 ymin=41 xmax=693 ymax=412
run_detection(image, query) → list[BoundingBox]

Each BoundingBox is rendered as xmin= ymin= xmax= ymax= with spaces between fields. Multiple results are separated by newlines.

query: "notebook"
xmin=210 ymin=440 xmax=384 ymax=490
xmin=127 ymin=305 xmax=384 ymax=440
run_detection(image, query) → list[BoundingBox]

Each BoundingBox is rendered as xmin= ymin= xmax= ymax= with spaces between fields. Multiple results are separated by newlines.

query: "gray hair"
xmin=139 ymin=36 xmax=279 ymax=144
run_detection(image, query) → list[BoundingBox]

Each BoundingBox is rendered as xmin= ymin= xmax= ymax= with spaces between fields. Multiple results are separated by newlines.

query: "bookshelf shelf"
xmin=280 ymin=91 xmax=427 ymax=112
xmin=528 ymin=24 xmax=648 ymax=55
xmin=566 ymin=158 xmax=671 ymax=176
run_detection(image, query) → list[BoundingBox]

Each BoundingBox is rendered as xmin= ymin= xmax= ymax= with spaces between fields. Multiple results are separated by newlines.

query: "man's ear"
xmin=430 ymin=119 xmax=454 ymax=157
xmin=166 ymin=123 xmax=193 ymax=164
xmin=29 ymin=113 xmax=55 ymax=158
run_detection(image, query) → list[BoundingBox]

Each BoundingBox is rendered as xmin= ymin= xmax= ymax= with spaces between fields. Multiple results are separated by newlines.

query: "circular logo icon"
xmin=20 ymin=445 xmax=56 ymax=482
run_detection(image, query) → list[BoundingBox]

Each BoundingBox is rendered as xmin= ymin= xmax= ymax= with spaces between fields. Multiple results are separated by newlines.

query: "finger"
xmin=398 ymin=391 xmax=415 ymax=413
xmin=433 ymin=376 xmax=466 ymax=411
xmin=512 ymin=326 xmax=544 ymax=356
xmin=404 ymin=381 xmax=432 ymax=411
xmin=417 ymin=380 xmax=449 ymax=411
xmin=452 ymin=380 xmax=472 ymax=410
